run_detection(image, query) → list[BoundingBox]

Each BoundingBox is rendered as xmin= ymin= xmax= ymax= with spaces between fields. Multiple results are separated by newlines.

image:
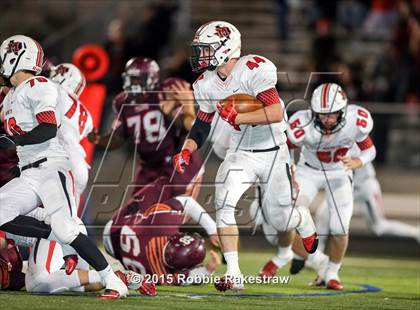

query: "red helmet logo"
xmin=6 ymin=41 xmax=22 ymax=55
xmin=56 ymin=65 xmax=70 ymax=76
xmin=214 ymin=26 xmax=231 ymax=39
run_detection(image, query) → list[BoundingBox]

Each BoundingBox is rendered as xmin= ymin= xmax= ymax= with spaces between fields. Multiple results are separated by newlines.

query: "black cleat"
xmin=290 ymin=258 xmax=306 ymax=274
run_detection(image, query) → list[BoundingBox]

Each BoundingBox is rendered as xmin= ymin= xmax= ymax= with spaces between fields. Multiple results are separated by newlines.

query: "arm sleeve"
xmin=13 ymin=123 xmax=57 ymax=146
xmin=357 ymin=136 xmax=376 ymax=165
xmin=174 ymin=196 xmax=217 ymax=236
xmin=188 ymin=110 xmax=214 ymax=149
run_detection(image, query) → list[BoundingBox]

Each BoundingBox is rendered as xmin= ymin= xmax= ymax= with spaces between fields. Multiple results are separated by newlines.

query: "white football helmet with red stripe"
xmin=190 ymin=21 xmax=241 ymax=72
xmin=50 ymin=63 xmax=86 ymax=98
xmin=311 ymin=83 xmax=348 ymax=133
xmin=0 ymin=35 xmax=44 ymax=78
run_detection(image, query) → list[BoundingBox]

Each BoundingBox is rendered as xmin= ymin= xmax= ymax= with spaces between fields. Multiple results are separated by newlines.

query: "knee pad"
xmin=329 ymin=206 xmax=352 ymax=235
xmin=50 ymin=213 xmax=80 ymax=244
xmin=215 ymin=200 xmax=236 ymax=228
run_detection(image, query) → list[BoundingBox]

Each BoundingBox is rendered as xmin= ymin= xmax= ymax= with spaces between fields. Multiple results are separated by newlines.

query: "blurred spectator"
xmin=310 ymin=19 xmax=340 ymax=72
xmin=133 ymin=2 xmax=178 ymax=61
xmin=161 ymin=40 xmax=198 ymax=85
xmin=103 ymin=19 xmax=133 ymax=97
xmin=274 ymin=0 xmax=289 ymax=41
xmin=337 ymin=0 xmax=369 ymax=32
xmin=363 ymin=0 xmax=398 ymax=39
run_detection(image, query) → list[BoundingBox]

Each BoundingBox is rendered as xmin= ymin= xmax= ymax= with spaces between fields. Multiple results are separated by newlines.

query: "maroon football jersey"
xmin=109 ymin=198 xmax=184 ymax=279
xmin=111 ymin=91 xmax=204 ymax=196
xmin=112 ymin=91 xmax=174 ymax=167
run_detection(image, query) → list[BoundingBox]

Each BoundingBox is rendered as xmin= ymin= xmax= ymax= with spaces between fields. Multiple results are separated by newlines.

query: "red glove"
xmin=216 ymin=103 xmax=240 ymax=131
xmin=139 ymin=280 xmax=157 ymax=296
xmin=64 ymin=255 xmax=78 ymax=275
xmin=173 ymin=149 xmax=191 ymax=174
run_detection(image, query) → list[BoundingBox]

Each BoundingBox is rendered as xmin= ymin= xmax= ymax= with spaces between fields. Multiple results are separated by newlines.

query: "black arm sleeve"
xmin=188 ymin=118 xmax=211 ymax=149
xmin=13 ymin=123 xmax=57 ymax=146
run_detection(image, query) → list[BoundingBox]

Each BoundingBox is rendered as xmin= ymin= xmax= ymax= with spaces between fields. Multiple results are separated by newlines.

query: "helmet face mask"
xmin=190 ymin=42 xmax=223 ymax=73
xmin=122 ymin=72 xmax=149 ymax=93
xmin=313 ymin=109 xmax=346 ymax=134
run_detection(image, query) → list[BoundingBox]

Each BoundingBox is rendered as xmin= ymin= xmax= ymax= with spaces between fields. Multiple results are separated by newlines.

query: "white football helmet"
xmin=50 ymin=63 xmax=86 ymax=98
xmin=190 ymin=21 xmax=241 ymax=72
xmin=0 ymin=35 xmax=44 ymax=78
xmin=311 ymin=83 xmax=348 ymax=133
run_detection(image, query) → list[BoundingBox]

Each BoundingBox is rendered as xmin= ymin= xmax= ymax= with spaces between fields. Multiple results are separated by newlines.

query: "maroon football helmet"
xmin=163 ymin=232 xmax=206 ymax=270
xmin=122 ymin=57 xmax=160 ymax=93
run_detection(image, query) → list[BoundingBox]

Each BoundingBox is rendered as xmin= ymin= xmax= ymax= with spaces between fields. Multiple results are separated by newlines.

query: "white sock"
xmin=293 ymin=253 xmax=305 ymax=260
xmin=271 ymin=245 xmax=293 ymax=268
xmin=307 ymin=250 xmax=328 ymax=266
xmin=97 ymin=265 xmax=113 ymax=281
xmin=89 ymin=270 xmax=105 ymax=286
xmin=326 ymin=261 xmax=342 ymax=281
xmin=224 ymin=251 xmax=241 ymax=275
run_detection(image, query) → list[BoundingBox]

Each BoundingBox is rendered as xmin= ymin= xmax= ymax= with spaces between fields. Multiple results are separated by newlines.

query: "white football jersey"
xmin=287 ymin=104 xmax=374 ymax=170
xmin=2 ymin=76 xmax=68 ymax=167
xmin=57 ymin=91 xmax=93 ymax=158
xmin=193 ymin=54 xmax=287 ymax=150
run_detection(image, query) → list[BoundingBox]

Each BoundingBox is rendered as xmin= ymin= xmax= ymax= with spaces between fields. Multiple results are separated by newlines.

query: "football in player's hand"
xmin=219 ymin=94 xmax=263 ymax=113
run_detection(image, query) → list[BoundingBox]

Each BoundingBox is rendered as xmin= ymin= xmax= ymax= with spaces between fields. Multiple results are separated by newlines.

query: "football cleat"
xmin=214 ymin=274 xmax=244 ymax=292
xmin=258 ymin=260 xmax=278 ymax=278
xmin=214 ymin=276 xmax=234 ymax=292
xmin=302 ymin=233 xmax=318 ymax=254
xmin=63 ymin=255 xmax=78 ymax=275
xmin=290 ymin=258 xmax=306 ymax=275
xmin=309 ymin=276 xmax=326 ymax=287
xmin=97 ymin=289 xmax=121 ymax=299
xmin=327 ymin=279 xmax=343 ymax=290
xmin=114 ymin=270 xmax=127 ymax=286
xmin=102 ymin=270 xmax=128 ymax=298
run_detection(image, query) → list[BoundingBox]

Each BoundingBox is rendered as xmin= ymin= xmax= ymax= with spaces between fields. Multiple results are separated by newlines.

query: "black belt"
xmin=243 ymin=145 xmax=280 ymax=153
xmin=305 ymin=162 xmax=320 ymax=170
xmin=21 ymin=158 xmax=47 ymax=171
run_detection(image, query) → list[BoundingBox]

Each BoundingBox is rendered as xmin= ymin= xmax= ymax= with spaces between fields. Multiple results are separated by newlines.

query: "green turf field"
xmin=1 ymin=252 xmax=419 ymax=310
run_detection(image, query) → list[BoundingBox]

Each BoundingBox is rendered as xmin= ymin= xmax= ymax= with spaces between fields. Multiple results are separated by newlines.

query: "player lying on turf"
xmin=0 ymin=35 xmax=127 ymax=298
xmin=103 ymin=176 xmax=221 ymax=285
xmin=0 ymin=223 xmax=156 ymax=295
xmin=88 ymin=57 xmax=203 ymax=199
xmin=257 ymin=83 xmax=376 ymax=290
xmin=173 ymin=20 xmax=318 ymax=291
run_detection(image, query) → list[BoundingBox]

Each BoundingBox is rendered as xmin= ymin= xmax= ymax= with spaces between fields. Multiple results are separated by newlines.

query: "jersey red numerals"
xmin=65 ymin=96 xmax=77 ymax=118
xmin=6 ymin=117 xmax=26 ymax=135
xmin=289 ymin=118 xmax=305 ymax=139
xmin=356 ymin=109 xmax=369 ymax=128
xmin=317 ymin=147 xmax=348 ymax=163
xmin=78 ymin=104 xmax=88 ymax=134
xmin=246 ymin=56 xmax=266 ymax=70
xmin=27 ymin=77 xmax=48 ymax=88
